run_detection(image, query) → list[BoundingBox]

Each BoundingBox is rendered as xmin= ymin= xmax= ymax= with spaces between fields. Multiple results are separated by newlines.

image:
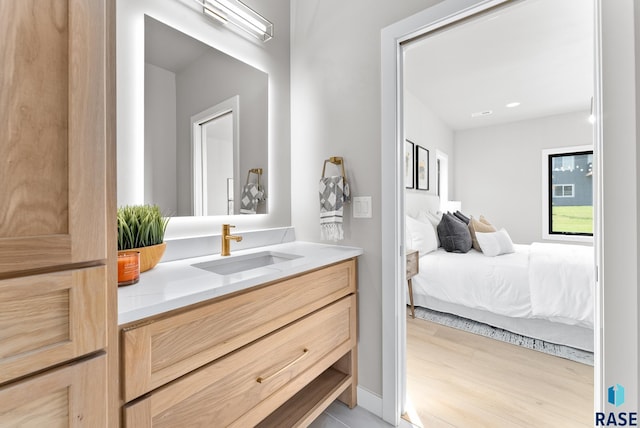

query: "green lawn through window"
xmin=551 ymin=205 xmax=593 ymax=234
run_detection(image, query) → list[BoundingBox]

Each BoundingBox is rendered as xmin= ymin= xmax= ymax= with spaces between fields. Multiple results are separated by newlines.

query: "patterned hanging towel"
xmin=319 ymin=176 xmax=348 ymax=241
xmin=240 ymin=183 xmax=263 ymax=214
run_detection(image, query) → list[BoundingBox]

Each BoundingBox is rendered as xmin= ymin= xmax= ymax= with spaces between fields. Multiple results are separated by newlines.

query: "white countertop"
xmin=118 ymin=241 xmax=363 ymax=325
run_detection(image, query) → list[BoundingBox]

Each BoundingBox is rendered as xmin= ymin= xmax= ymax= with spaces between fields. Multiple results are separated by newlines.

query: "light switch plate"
xmin=353 ymin=196 xmax=372 ymax=218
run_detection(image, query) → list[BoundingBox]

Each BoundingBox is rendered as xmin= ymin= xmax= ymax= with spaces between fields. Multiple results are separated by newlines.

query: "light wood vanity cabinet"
xmin=0 ymin=0 xmax=115 ymax=426
xmin=121 ymin=258 xmax=358 ymax=427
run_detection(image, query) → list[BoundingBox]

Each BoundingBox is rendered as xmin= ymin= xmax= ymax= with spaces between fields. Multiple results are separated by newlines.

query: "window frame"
xmin=542 ymin=145 xmax=594 ymax=243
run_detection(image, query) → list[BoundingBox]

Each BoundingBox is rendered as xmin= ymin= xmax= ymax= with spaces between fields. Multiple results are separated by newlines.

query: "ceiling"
xmin=403 ymin=0 xmax=594 ymax=131
xmin=145 ymin=16 xmax=209 ymax=73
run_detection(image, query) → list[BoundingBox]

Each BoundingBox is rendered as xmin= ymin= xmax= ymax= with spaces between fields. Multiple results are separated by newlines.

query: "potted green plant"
xmin=117 ymin=204 xmax=170 ymax=273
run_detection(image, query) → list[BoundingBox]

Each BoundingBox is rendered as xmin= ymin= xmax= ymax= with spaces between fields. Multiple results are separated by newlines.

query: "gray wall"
xmin=603 ymin=0 xmax=638 ymax=409
xmin=290 ymin=0 xmax=444 ymax=397
xmin=454 ymin=111 xmax=592 ymax=244
xmin=145 ymin=63 xmax=178 ymax=213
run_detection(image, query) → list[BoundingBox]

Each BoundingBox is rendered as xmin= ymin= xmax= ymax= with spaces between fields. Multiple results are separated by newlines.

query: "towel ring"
xmin=321 ymin=156 xmax=346 ymax=181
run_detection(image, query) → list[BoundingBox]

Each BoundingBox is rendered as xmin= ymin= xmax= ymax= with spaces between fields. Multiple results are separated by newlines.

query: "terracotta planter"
xmin=119 ymin=242 xmax=166 ymax=273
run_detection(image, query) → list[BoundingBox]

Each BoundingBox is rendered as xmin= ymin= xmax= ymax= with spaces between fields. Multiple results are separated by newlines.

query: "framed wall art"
xmin=405 ymin=139 xmax=415 ymax=189
xmin=416 ymin=145 xmax=429 ymax=190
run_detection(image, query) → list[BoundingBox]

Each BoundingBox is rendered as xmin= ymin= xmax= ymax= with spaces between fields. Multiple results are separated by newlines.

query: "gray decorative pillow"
xmin=453 ymin=210 xmax=470 ymax=224
xmin=437 ymin=213 xmax=472 ymax=253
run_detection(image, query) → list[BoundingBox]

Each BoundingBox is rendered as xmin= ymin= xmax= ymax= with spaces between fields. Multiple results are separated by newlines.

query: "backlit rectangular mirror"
xmin=142 ymin=15 xmax=268 ymax=216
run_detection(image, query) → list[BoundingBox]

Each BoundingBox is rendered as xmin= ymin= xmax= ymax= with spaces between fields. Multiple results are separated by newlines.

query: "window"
xmin=542 ymin=147 xmax=593 ymax=241
xmin=542 ymin=146 xmax=593 ymax=241
xmin=436 ymin=150 xmax=448 ymax=210
xmin=553 ymin=184 xmax=574 ymax=198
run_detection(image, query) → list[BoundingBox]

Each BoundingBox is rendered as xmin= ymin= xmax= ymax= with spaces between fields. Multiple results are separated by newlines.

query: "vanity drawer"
xmin=121 ymin=258 xmax=357 ymax=401
xmin=123 ymin=295 xmax=356 ymax=427
xmin=0 ymin=266 xmax=106 ymax=384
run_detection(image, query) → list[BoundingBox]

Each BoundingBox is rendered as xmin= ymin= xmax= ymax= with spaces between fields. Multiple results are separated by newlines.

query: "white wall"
xmin=144 ymin=63 xmax=178 ymax=213
xmin=291 ymin=0 xmax=444 ymax=398
xmin=404 ymin=91 xmax=454 ymax=210
xmin=454 ymin=111 xmax=592 ymax=244
xmin=117 ymin=0 xmax=290 ymax=237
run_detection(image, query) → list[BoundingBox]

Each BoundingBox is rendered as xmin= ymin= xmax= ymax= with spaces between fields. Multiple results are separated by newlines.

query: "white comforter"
xmin=411 ymin=243 xmax=594 ymax=328
xmin=528 ymin=242 xmax=594 ymax=328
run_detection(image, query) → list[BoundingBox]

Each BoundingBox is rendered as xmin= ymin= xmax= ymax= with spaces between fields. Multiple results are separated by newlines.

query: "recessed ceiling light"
xmin=506 ymin=102 xmax=521 ymax=108
xmin=471 ymin=110 xmax=493 ymax=118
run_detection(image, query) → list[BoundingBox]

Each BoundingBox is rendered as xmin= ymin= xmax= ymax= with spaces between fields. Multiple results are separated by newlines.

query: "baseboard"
xmin=356 ymin=386 xmax=420 ymax=427
xmin=356 ymin=385 xmax=383 ymax=418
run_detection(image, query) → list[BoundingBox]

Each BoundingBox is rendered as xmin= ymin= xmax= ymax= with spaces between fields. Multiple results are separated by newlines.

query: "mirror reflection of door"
xmin=192 ymin=96 xmax=239 ymax=216
xmin=200 ymin=112 xmax=233 ymax=215
xmin=141 ymin=16 xmax=268 ymax=217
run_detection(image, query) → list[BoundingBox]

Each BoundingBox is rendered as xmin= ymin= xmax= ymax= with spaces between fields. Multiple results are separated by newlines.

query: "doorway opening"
xmin=191 ymin=96 xmax=239 ymax=216
xmin=381 ymin=0 xmax=602 ymax=425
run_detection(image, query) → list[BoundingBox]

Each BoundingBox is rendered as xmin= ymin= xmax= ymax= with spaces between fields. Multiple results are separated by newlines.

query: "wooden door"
xmin=0 ymin=0 xmax=108 ymax=274
xmin=0 ymin=0 xmax=115 ymax=425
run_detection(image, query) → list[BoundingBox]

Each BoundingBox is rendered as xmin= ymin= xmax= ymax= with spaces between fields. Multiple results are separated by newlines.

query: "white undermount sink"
xmin=191 ymin=251 xmax=302 ymax=276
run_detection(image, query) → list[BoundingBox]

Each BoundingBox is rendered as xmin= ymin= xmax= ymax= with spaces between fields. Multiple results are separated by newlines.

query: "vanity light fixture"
xmin=194 ymin=0 xmax=273 ymax=42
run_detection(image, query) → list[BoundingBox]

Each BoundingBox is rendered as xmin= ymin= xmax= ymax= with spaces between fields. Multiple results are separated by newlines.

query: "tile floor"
xmin=309 ymin=402 xmax=394 ymax=428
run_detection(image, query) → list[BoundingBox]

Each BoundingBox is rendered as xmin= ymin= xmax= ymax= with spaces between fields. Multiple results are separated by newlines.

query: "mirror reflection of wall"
xmin=144 ymin=15 xmax=268 ymax=216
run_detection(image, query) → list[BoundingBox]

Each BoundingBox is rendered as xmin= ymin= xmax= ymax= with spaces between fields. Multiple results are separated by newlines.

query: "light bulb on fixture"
xmin=506 ymin=102 xmax=520 ymax=108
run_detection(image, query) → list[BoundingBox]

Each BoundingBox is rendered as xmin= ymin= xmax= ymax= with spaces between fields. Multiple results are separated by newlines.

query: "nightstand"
xmin=406 ymin=249 xmax=419 ymax=318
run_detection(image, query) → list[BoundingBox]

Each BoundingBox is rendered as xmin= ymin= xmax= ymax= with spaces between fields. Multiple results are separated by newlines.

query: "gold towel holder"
xmin=321 ymin=156 xmax=347 ymax=180
xmin=245 ymin=168 xmax=263 ymax=186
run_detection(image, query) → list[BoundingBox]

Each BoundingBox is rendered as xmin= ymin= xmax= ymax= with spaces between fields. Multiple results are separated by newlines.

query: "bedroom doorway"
xmin=380 ymin=0 xmax=602 ymax=425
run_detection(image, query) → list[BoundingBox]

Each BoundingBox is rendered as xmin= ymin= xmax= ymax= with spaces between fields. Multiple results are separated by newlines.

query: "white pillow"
xmin=406 ymin=215 xmax=438 ymax=255
xmin=475 ymin=228 xmax=515 ymax=257
xmin=416 ymin=211 xmax=441 ymax=247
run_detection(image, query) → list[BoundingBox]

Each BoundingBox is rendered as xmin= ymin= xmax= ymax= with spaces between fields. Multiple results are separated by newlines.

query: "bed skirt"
xmin=412 ymin=294 xmax=594 ymax=352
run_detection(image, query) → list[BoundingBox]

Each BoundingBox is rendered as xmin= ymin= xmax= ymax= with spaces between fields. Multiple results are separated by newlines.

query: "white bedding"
xmin=410 ymin=243 xmax=594 ymax=329
xmin=529 ymin=242 xmax=594 ymax=328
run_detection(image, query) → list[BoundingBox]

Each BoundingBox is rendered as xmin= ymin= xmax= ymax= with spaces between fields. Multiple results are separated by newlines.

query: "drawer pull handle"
xmin=256 ymin=348 xmax=309 ymax=384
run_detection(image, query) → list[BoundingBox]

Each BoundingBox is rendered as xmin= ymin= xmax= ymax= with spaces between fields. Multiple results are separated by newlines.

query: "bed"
xmin=405 ymin=193 xmax=595 ymax=352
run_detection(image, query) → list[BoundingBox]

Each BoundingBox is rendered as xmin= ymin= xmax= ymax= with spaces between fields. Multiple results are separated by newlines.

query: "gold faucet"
xmin=221 ymin=224 xmax=242 ymax=256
